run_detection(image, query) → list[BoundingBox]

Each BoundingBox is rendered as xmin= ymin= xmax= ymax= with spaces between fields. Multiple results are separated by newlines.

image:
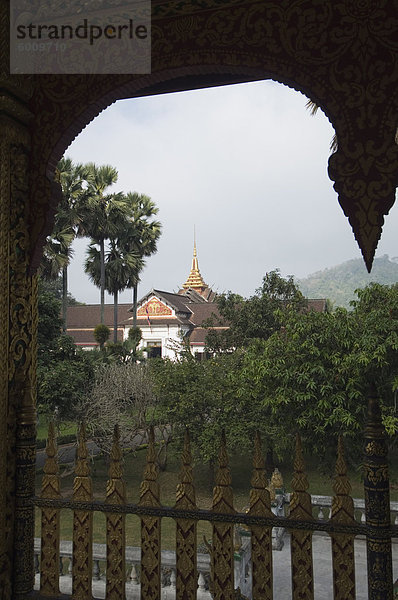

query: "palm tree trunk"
xmin=113 ymin=289 xmax=118 ymax=343
xmin=62 ymin=265 xmax=68 ymax=333
xmin=100 ymin=237 xmax=105 ymax=324
xmin=133 ymin=282 xmax=138 ymax=328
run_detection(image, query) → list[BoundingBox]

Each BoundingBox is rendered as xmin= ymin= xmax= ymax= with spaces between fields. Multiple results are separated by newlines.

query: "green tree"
xmin=122 ymin=193 xmax=162 ymax=328
xmin=38 ymin=288 xmax=99 ymax=421
xmin=85 ymin=238 xmax=144 ymax=343
xmin=205 ymin=269 xmax=306 ymax=353
xmin=150 ymin=352 xmax=250 ymax=467
xmin=152 ymin=281 xmax=398 ymax=467
xmin=238 ymin=282 xmax=398 ymax=463
xmin=106 ymin=327 xmax=143 ymax=363
xmin=37 ymin=336 xmax=99 ymax=420
xmin=94 ymin=324 xmax=111 ymax=350
xmin=40 ymin=157 xmax=88 ymax=331
xmin=38 ymin=276 xmax=83 ymax=306
xmin=82 ymin=163 xmax=127 ymax=324
xmin=38 ymin=291 xmax=64 ymax=352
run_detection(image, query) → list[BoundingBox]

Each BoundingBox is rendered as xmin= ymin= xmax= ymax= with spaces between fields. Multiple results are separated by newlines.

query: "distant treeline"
xmin=298 ymin=254 xmax=398 ymax=308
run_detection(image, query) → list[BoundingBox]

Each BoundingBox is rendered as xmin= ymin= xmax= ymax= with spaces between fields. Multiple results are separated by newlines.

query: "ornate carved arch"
xmin=27 ymin=0 xmax=398 ymax=272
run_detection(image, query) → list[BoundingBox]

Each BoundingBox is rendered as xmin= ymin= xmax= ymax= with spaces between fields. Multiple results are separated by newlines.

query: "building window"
xmin=146 ymin=341 xmax=162 ymax=359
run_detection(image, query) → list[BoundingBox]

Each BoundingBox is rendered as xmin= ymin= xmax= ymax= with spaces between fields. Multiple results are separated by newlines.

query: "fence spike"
xmin=290 ymin=433 xmax=314 ymax=600
xmin=72 ymin=422 xmax=93 ymax=599
xmin=106 ymin=424 xmax=126 ymax=600
xmin=40 ymin=421 xmax=61 ymax=596
xmin=139 ymin=425 xmax=160 ymax=505
xmin=176 ymin=429 xmax=196 ymax=508
xmin=250 ymin=432 xmax=267 ymax=490
xmin=292 ymin=433 xmax=309 ymax=493
xmin=139 ymin=425 xmax=161 ymax=599
xmin=211 ymin=431 xmax=235 ymax=600
xmin=107 ymin=424 xmax=124 ymax=484
xmin=214 ymin=429 xmax=232 ymax=493
xmin=175 ymin=429 xmax=197 ymax=600
xmin=333 ymin=435 xmax=351 ymax=497
xmin=74 ymin=422 xmax=90 ymax=480
xmin=249 ymin=432 xmax=273 ymax=599
xmin=330 ymin=435 xmax=356 ymax=600
xmin=43 ymin=421 xmax=58 ymax=477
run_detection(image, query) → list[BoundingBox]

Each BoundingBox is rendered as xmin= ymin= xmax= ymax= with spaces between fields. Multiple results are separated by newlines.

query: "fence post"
xmin=40 ymin=421 xmax=61 ymax=596
xmin=139 ymin=427 xmax=161 ymax=600
xmin=211 ymin=432 xmax=235 ymax=600
xmin=105 ymin=424 xmax=126 ymax=600
xmin=363 ymin=390 xmax=393 ymax=600
xmin=289 ymin=434 xmax=314 ymax=600
xmin=175 ymin=430 xmax=197 ymax=600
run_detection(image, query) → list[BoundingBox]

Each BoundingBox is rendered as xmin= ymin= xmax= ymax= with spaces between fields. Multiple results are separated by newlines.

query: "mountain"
xmin=298 ymin=254 xmax=398 ymax=308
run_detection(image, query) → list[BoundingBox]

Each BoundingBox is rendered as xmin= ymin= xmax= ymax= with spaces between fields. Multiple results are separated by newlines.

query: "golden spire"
xmin=182 ymin=233 xmax=207 ymax=290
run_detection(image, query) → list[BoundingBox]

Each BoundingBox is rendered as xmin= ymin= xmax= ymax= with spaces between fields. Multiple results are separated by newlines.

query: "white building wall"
xmin=124 ymin=323 xmax=184 ymax=360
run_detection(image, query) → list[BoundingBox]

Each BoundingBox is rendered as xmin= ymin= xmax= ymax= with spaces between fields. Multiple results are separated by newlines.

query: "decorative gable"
xmin=137 ymin=297 xmax=173 ymax=317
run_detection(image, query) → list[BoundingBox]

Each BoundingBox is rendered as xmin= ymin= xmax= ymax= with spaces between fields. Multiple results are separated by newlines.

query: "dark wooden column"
xmin=363 ymin=390 xmax=393 ymax=600
xmin=0 ymin=79 xmax=38 ymax=598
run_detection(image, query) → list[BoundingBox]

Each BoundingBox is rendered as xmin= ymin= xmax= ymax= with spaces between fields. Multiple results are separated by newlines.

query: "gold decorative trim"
xmin=249 ymin=433 xmax=273 ymax=599
xmin=105 ymin=425 xmax=126 ymax=600
xmin=175 ymin=430 xmax=197 ymax=600
xmin=139 ymin=427 xmax=161 ymax=600
xmin=211 ymin=432 xmax=235 ymax=600
xmin=40 ymin=423 xmax=61 ymax=596
xmin=289 ymin=434 xmax=314 ymax=600
xmin=72 ymin=424 xmax=93 ymax=600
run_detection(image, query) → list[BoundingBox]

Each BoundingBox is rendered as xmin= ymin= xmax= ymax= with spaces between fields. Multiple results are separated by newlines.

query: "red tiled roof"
xmin=65 ymin=296 xmax=327 ymax=348
xmin=68 ymin=327 xmax=124 ymax=345
xmin=188 ymin=303 xmax=221 ymax=326
xmin=66 ymin=304 xmax=132 ymax=346
xmin=66 ymin=304 xmax=132 ymax=328
xmin=189 ymin=326 xmax=227 ymax=345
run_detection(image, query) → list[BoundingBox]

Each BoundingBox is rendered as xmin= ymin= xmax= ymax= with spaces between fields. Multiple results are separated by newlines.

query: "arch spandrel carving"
xmin=26 ymin=0 xmax=398 ymax=272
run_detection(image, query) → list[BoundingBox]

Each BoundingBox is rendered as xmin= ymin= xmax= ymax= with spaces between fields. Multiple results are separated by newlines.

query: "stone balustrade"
xmin=34 ymin=537 xmax=252 ymax=599
xmin=284 ymin=494 xmax=398 ymax=531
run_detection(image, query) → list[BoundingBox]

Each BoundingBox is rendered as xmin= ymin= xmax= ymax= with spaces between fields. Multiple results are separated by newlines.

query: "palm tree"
xmin=81 ymin=164 xmax=129 ymax=324
xmin=85 ymin=240 xmax=144 ymax=342
xmin=40 ymin=157 xmax=87 ymax=331
xmin=123 ymin=193 xmax=162 ymax=327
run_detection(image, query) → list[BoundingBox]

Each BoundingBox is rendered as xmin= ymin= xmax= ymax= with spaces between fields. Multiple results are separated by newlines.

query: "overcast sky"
xmin=66 ymin=79 xmax=397 ymax=305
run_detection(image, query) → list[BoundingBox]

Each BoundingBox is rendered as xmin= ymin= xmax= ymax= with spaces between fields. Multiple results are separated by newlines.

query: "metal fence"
xmin=34 ymin=393 xmax=398 ymax=599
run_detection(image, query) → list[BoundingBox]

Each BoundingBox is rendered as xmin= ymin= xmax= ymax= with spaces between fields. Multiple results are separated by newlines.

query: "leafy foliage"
xmin=205 ymin=270 xmax=306 ymax=352
xmin=38 ymin=292 xmax=64 ymax=351
xmin=239 ymin=282 xmax=398 ymax=462
xmin=150 ymin=353 xmax=250 ymax=465
xmin=94 ymin=324 xmax=111 ymax=349
xmin=38 ymin=276 xmax=83 ymax=306
xmin=152 ymin=280 xmax=398 ymax=466
xmin=37 ymin=336 xmax=99 ymax=420
xmin=105 ymin=328 xmax=143 ymax=363
xmin=38 ymin=291 xmax=99 ymax=420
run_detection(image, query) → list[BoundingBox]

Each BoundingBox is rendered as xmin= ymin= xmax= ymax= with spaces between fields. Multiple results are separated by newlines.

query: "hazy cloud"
xmin=66 ymin=80 xmax=397 ymax=304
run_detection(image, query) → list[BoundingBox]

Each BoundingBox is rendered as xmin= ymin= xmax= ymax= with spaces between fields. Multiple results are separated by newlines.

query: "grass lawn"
xmin=36 ymin=420 xmax=77 ymax=441
xmin=35 ymin=441 xmax=398 ymax=553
